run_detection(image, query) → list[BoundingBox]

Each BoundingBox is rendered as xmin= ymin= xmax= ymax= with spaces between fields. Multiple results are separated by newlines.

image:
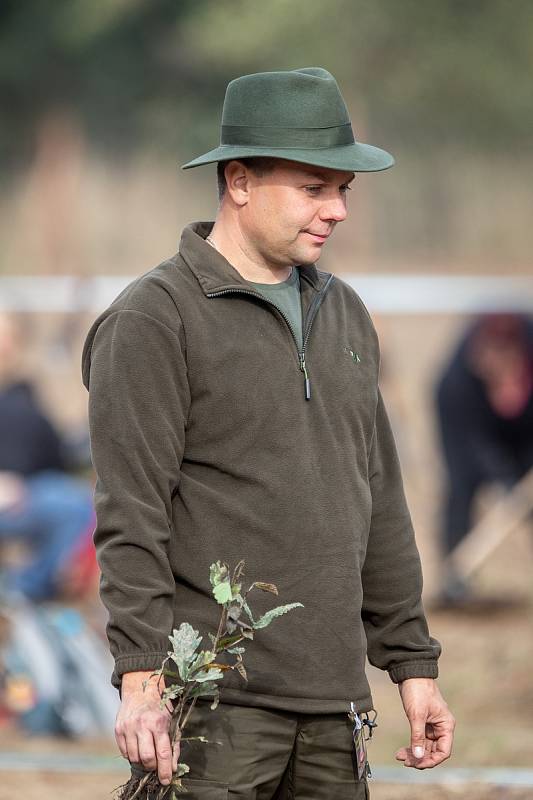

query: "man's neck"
xmin=206 ymin=220 xmax=293 ymax=285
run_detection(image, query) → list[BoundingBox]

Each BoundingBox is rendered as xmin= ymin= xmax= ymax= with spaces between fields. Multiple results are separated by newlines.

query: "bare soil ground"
xmin=1 ymin=774 xmax=532 ymax=800
xmin=0 ymin=768 xmax=531 ymax=800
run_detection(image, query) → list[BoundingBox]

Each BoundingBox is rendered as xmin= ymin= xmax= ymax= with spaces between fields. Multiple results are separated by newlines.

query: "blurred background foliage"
xmin=1 ymin=0 xmax=532 ymax=271
xmin=2 ymin=0 xmax=533 ymax=166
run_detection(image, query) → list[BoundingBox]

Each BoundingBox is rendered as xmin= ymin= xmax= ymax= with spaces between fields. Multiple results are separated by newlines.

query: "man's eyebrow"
xmin=300 ymin=170 xmax=356 ymax=183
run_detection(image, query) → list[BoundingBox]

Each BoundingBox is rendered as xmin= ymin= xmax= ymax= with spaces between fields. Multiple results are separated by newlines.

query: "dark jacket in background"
xmin=435 ymin=315 xmax=533 ymax=553
xmin=0 ymin=381 xmax=65 ymax=476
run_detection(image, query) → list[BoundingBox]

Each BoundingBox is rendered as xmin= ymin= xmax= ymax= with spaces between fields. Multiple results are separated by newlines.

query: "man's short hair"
xmin=216 ymin=157 xmax=279 ymax=202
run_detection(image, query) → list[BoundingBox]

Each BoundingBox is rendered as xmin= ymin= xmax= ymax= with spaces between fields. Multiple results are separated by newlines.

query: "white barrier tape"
xmin=0 ymin=275 xmax=532 ymax=314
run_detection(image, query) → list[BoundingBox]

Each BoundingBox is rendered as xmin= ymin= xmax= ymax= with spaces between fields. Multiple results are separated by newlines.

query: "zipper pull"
xmin=299 ymin=352 xmax=311 ymax=400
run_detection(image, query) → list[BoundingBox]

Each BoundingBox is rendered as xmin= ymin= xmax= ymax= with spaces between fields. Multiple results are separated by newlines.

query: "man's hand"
xmin=115 ymin=671 xmax=180 ymax=786
xmin=395 ymin=677 xmax=455 ymax=769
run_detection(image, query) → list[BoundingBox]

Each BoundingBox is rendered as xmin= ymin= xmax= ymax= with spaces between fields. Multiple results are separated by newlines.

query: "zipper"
xmin=299 ymin=273 xmax=335 ymax=399
xmin=206 ymin=273 xmax=335 ymax=401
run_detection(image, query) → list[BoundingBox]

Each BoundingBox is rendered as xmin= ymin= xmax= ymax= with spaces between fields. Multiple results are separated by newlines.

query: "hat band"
xmin=220 ymin=123 xmax=354 ymax=150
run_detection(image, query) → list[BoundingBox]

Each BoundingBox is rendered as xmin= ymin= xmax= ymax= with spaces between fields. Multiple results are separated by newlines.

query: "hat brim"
xmin=181 ymin=141 xmax=394 ymax=172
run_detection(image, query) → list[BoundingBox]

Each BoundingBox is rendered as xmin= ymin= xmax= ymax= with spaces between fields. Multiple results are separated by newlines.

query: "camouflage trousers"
xmin=154 ymin=699 xmax=370 ymax=799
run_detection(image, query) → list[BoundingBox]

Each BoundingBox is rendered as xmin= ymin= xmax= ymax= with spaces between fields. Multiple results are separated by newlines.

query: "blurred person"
xmin=435 ymin=312 xmax=533 ymax=605
xmin=0 ymin=313 xmax=94 ymax=601
xmin=83 ymin=68 xmax=455 ymax=798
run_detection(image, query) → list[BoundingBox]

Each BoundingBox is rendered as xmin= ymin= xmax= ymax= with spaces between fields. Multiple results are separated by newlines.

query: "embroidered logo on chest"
xmin=343 ymin=346 xmax=361 ymax=363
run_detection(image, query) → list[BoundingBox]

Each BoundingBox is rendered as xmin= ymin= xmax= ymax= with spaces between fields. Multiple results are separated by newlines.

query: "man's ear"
xmin=224 ymin=160 xmax=251 ymax=206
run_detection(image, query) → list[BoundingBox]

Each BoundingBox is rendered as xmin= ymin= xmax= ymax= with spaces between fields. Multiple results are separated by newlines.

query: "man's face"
xmin=236 ymin=160 xmax=354 ymax=267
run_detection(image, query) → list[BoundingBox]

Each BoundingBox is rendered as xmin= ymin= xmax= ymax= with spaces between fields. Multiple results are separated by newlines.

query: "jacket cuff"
xmin=388 ymin=660 xmax=439 ymax=684
xmin=112 ymin=651 xmax=169 ymax=692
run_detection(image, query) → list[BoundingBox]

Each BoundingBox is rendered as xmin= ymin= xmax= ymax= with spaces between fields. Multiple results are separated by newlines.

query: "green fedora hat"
xmin=181 ymin=67 xmax=394 ymax=173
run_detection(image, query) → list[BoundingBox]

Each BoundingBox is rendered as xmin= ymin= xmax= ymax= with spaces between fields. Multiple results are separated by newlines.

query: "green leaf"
xmin=168 ymin=623 xmax=203 ymax=681
xmin=227 ymin=646 xmax=245 ymax=654
xmin=217 ymin=633 xmax=245 ymax=649
xmin=194 ymin=667 xmax=224 ymax=683
xmin=186 ymin=681 xmax=219 ymax=698
xmin=213 ymin=581 xmax=233 ymax=605
xmin=160 ymin=669 xmax=182 ymax=680
xmin=242 ymin=598 xmax=256 ymax=625
xmin=209 ymin=561 xmax=229 ymax=588
xmin=189 ymin=649 xmax=216 ymax=675
xmin=175 ymin=763 xmax=190 ymax=777
xmin=160 ymin=683 xmax=184 ymax=703
xmin=253 ymin=602 xmax=304 ymax=629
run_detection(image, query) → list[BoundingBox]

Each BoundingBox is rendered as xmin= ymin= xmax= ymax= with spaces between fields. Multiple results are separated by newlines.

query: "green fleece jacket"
xmin=81 ymin=220 xmax=441 ymax=714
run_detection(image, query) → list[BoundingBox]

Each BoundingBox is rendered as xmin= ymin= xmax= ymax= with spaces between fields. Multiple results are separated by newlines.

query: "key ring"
xmin=360 ymin=710 xmax=378 ymax=741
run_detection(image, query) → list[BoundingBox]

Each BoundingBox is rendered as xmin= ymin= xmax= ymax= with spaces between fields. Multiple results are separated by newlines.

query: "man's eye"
xmin=305 ymin=186 xmax=322 ymax=195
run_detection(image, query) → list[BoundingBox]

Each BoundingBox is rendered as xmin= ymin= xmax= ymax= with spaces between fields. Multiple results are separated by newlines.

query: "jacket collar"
xmin=179 ymin=221 xmax=325 ymax=294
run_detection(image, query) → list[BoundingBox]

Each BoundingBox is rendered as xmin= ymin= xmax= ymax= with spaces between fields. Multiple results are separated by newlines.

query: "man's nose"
xmin=320 ymin=196 xmax=347 ymax=223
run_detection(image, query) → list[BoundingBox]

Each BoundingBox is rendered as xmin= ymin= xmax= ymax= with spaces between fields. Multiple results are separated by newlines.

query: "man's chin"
xmin=293 ymin=248 xmax=322 ymax=265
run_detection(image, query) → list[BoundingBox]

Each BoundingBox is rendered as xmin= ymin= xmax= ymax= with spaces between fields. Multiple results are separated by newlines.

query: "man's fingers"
xmin=124 ymin=732 xmax=140 ymax=767
xmin=397 ymin=730 xmax=454 ymax=769
xmin=115 ymin=729 xmax=129 ymax=761
xmin=399 ymin=745 xmax=432 ymax=769
xmin=154 ymin=730 xmax=174 ymax=785
xmin=409 ymin=716 xmax=427 ymax=760
xmin=397 ymin=680 xmax=456 ymax=770
xmin=118 ymin=721 xmax=175 ymax=783
xmin=409 ymin=748 xmax=448 ymax=769
xmin=433 ymin=728 xmax=454 ymax=762
xmin=137 ymin=730 xmax=158 ymax=772
xmin=115 ymin=712 xmax=129 ymax=760
xmin=395 ymin=746 xmax=409 ymax=761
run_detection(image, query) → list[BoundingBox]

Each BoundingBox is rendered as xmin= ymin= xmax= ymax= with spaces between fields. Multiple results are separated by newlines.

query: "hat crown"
xmin=221 ymin=68 xmax=351 ymax=130
xmin=181 ymin=66 xmax=394 ymax=173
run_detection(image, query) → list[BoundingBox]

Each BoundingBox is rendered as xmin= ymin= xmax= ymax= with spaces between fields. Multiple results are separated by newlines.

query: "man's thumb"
xmin=410 ymin=720 xmax=426 ymax=759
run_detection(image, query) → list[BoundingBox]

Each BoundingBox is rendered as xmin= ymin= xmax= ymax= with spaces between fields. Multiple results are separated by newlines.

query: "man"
xmin=82 ymin=68 xmax=455 ymax=798
xmin=435 ymin=312 xmax=533 ymax=605
xmin=0 ymin=312 xmax=94 ymax=602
